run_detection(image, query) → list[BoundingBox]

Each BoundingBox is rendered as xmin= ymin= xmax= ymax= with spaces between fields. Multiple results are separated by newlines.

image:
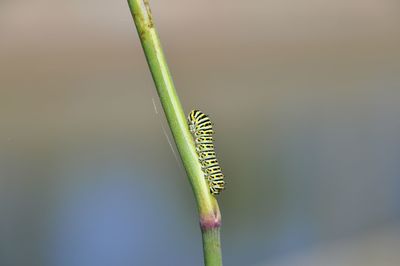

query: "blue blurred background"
xmin=1 ymin=1 xmax=400 ymax=265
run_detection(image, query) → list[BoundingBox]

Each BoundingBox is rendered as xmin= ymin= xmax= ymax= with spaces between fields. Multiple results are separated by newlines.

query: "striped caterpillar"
xmin=188 ymin=110 xmax=225 ymax=195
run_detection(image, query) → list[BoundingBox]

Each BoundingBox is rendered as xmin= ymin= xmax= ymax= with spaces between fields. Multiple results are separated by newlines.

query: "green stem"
xmin=127 ymin=1 xmax=222 ymax=265
xmin=202 ymin=228 xmax=223 ymax=266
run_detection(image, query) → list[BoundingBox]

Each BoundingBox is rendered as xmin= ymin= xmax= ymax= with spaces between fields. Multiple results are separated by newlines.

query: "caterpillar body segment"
xmin=195 ymin=136 xmax=214 ymax=144
xmin=198 ymin=151 xmax=216 ymax=161
xmin=195 ymin=129 xmax=214 ymax=137
xmin=196 ymin=144 xmax=215 ymax=153
xmin=201 ymin=158 xmax=219 ymax=168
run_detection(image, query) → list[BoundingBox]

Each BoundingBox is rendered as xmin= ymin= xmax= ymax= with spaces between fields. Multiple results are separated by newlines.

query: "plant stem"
xmin=127 ymin=1 xmax=222 ymax=265
xmin=202 ymin=228 xmax=223 ymax=265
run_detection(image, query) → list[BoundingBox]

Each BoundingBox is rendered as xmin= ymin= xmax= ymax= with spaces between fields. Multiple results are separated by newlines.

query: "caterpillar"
xmin=188 ymin=110 xmax=225 ymax=195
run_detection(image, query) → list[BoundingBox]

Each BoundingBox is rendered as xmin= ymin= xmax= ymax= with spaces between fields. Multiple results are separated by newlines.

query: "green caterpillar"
xmin=188 ymin=110 xmax=225 ymax=195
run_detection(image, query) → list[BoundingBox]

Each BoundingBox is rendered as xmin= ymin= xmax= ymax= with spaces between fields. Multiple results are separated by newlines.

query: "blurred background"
xmin=1 ymin=0 xmax=400 ymax=265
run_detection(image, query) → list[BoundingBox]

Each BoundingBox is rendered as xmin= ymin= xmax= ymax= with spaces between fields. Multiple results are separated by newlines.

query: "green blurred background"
xmin=1 ymin=1 xmax=400 ymax=265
